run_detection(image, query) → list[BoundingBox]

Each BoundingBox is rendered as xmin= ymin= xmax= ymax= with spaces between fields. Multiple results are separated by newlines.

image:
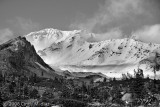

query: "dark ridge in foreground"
xmin=0 ymin=36 xmax=61 ymax=79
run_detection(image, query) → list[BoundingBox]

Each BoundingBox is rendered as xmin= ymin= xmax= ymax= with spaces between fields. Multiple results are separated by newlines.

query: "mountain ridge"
xmin=25 ymin=28 xmax=160 ymax=77
xmin=0 ymin=36 xmax=62 ymax=79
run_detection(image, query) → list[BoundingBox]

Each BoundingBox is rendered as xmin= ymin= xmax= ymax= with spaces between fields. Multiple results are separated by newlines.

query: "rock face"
xmin=0 ymin=36 xmax=61 ymax=79
xmin=26 ymin=28 xmax=160 ymax=77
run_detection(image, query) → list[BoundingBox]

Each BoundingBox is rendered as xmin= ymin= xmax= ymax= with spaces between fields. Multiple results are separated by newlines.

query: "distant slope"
xmin=58 ymin=70 xmax=107 ymax=78
xmin=26 ymin=28 xmax=160 ymax=77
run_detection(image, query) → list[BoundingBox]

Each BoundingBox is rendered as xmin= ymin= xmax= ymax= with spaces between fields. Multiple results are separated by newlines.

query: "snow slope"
xmin=25 ymin=28 xmax=160 ymax=77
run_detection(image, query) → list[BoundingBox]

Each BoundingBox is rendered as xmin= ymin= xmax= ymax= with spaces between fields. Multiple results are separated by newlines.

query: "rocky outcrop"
xmin=0 ymin=36 xmax=61 ymax=79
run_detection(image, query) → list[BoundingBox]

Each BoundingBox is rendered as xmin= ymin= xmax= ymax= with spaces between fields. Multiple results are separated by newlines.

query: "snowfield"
xmin=25 ymin=28 xmax=160 ymax=78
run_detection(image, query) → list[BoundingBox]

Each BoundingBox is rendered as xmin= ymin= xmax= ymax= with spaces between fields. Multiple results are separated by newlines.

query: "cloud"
xmin=134 ymin=24 xmax=160 ymax=44
xmin=87 ymin=28 xmax=123 ymax=42
xmin=0 ymin=17 xmax=41 ymax=44
xmin=71 ymin=0 xmax=160 ymax=41
xmin=0 ymin=28 xmax=14 ymax=44
xmin=7 ymin=17 xmax=41 ymax=35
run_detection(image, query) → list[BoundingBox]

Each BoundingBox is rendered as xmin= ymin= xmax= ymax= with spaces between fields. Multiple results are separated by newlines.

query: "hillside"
xmin=0 ymin=36 xmax=61 ymax=79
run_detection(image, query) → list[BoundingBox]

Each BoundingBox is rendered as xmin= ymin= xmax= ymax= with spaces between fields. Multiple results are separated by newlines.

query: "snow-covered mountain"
xmin=25 ymin=28 xmax=160 ymax=78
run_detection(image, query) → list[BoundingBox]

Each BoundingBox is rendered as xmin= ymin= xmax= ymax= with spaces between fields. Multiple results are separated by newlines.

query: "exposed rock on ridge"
xmin=0 ymin=36 xmax=61 ymax=79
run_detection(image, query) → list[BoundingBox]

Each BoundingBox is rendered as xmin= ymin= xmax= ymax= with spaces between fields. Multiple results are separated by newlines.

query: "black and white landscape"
xmin=0 ymin=0 xmax=160 ymax=107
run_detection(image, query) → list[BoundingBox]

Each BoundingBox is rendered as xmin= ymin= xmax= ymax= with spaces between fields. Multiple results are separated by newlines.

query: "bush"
xmin=29 ymin=89 xmax=39 ymax=98
xmin=51 ymin=98 xmax=87 ymax=107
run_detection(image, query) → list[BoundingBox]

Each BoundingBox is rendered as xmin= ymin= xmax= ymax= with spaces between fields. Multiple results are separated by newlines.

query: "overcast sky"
xmin=0 ymin=0 xmax=160 ymax=43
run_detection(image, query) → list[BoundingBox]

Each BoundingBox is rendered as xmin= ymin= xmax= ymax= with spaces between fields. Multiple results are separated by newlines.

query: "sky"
xmin=0 ymin=0 xmax=160 ymax=44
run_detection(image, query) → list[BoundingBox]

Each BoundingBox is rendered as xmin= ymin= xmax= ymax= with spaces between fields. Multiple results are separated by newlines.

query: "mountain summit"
xmin=26 ymin=28 xmax=160 ymax=77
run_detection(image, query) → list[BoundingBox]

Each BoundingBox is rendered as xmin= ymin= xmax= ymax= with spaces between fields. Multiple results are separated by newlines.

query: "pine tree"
xmin=9 ymin=83 xmax=14 ymax=93
xmin=29 ymin=89 xmax=39 ymax=98
xmin=24 ymin=86 xmax=29 ymax=96
xmin=41 ymin=71 xmax=43 ymax=77
xmin=103 ymin=78 xmax=107 ymax=83
xmin=131 ymin=69 xmax=146 ymax=99
xmin=0 ymin=92 xmax=3 ymax=107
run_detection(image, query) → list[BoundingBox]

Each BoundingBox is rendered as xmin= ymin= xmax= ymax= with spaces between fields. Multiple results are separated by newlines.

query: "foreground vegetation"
xmin=1 ymin=69 xmax=160 ymax=107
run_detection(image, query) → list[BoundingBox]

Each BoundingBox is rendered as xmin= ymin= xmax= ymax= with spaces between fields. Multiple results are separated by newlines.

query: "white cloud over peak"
xmin=87 ymin=28 xmax=123 ymax=42
xmin=72 ymin=0 xmax=148 ymax=32
xmin=0 ymin=17 xmax=42 ymax=44
xmin=7 ymin=17 xmax=41 ymax=35
xmin=0 ymin=28 xmax=13 ymax=44
xmin=134 ymin=24 xmax=160 ymax=44
xmin=71 ymin=0 xmax=160 ymax=43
